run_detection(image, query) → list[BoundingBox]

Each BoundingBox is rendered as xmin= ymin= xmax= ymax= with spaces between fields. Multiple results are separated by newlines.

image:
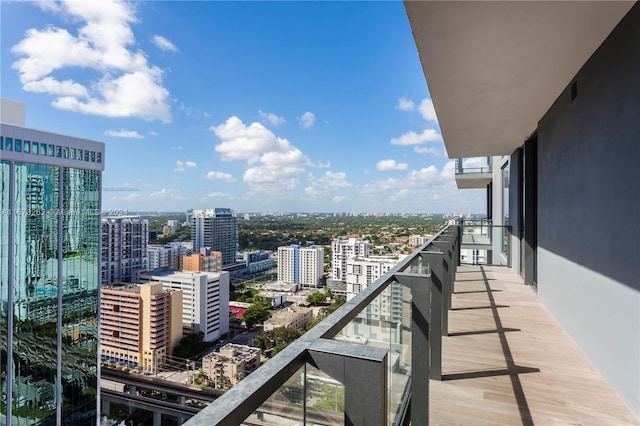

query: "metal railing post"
xmin=308 ymin=339 xmax=389 ymax=426
xmin=395 ymin=272 xmax=431 ymax=424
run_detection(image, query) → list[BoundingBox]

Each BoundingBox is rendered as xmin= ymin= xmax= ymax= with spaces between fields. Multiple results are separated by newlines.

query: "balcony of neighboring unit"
xmin=181 ymin=224 xmax=637 ymax=426
xmin=454 ymin=156 xmax=492 ymax=189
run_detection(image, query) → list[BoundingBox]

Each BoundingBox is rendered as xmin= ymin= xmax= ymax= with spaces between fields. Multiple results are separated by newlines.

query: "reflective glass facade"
xmin=1 ymin=122 xmax=103 ymax=426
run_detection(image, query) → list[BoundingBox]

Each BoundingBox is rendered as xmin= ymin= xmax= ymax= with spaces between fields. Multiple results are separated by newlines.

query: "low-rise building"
xmin=202 ymin=344 xmax=261 ymax=387
xmin=263 ymin=307 xmax=313 ymax=331
xmin=100 ymin=282 xmax=183 ymax=372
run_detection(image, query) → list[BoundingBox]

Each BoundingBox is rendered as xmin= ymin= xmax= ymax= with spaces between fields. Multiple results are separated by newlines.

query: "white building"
xmin=332 ymin=237 xmax=370 ymax=281
xmin=147 ymin=243 xmax=189 ymax=271
xmin=345 ymin=256 xmax=399 ymax=301
xmin=278 ymin=245 xmax=324 ymax=288
xmin=138 ymin=269 xmax=229 ymax=342
xmin=101 ymin=216 xmax=149 ymax=284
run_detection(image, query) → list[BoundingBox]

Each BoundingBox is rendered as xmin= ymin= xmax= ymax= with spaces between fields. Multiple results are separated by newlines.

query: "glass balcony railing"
xmin=183 ymin=225 xmax=460 ymax=426
xmin=456 ymin=219 xmax=509 ymax=266
xmin=454 ymin=156 xmax=492 ymax=174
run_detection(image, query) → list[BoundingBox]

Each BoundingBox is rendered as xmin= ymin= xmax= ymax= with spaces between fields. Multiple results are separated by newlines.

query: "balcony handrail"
xmin=454 ymin=156 xmax=493 ymax=174
xmin=184 ymin=225 xmax=454 ymax=426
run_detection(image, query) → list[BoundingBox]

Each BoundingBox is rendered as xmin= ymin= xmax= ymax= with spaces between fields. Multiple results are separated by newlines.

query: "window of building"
xmin=113 ymin=330 xmax=120 ymax=338
xmin=70 ymin=148 xmax=76 ymax=159
xmin=32 ymin=142 xmax=38 ymax=155
xmin=14 ymin=139 xmax=21 ymax=152
xmin=63 ymin=147 xmax=69 ymax=159
xmin=23 ymin=141 xmax=30 ymax=153
xmin=4 ymin=138 xmax=12 ymax=151
xmin=96 ymin=152 xmax=102 ymax=163
xmin=84 ymin=150 xmax=89 ymax=161
xmin=56 ymin=146 xmax=62 ymax=157
xmin=41 ymin=143 xmax=47 ymax=155
xmin=113 ymin=304 xmax=120 ymax=312
xmin=48 ymin=144 xmax=54 ymax=156
xmin=90 ymin=151 xmax=96 ymax=162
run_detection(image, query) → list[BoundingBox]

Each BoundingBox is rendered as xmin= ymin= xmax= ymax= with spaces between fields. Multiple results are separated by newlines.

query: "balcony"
xmin=454 ymin=156 xmax=492 ymax=189
xmin=458 ymin=219 xmax=509 ymax=266
xmin=183 ymin=225 xmax=637 ymax=426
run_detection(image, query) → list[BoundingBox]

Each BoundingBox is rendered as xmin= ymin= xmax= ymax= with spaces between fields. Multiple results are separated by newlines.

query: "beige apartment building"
xmin=100 ymin=282 xmax=183 ymax=372
xmin=202 ymin=344 xmax=262 ymax=387
xmin=263 ymin=306 xmax=313 ymax=332
xmin=183 ymin=247 xmax=222 ymax=272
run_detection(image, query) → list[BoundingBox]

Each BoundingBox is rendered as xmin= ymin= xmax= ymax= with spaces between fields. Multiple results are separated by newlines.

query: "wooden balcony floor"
xmin=430 ymin=265 xmax=639 ymax=425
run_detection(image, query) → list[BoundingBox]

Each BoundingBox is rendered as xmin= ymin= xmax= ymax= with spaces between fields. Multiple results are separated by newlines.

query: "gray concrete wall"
xmin=536 ymin=3 xmax=640 ymax=415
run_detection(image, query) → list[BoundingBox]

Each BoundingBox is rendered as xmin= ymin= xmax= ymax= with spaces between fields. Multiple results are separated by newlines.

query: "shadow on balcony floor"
xmin=430 ymin=265 xmax=639 ymax=425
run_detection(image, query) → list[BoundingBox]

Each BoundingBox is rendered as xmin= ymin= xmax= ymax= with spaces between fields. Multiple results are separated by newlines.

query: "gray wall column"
xmin=394 ymin=272 xmax=431 ymax=425
xmin=308 ymin=338 xmax=388 ymax=426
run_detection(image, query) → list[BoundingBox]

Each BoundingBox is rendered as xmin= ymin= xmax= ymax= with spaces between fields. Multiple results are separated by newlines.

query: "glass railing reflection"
xmin=333 ymin=280 xmax=412 ymax=425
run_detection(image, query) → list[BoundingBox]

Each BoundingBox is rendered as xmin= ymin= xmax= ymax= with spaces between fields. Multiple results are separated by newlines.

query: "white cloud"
xmin=243 ymin=165 xmax=302 ymax=192
xmin=376 ymin=159 xmax=409 ymax=171
xmin=211 ymin=116 xmax=292 ymax=163
xmin=104 ymin=129 xmax=144 ymax=139
xmin=211 ymin=116 xmax=314 ymax=194
xmin=396 ymin=97 xmax=415 ymax=111
xmin=258 ymin=110 xmax=286 ymax=126
xmin=174 ymin=160 xmax=197 ymax=172
xmin=149 ymin=188 xmax=183 ymax=199
xmin=304 ymin=171 xmax=351 ymax=197
xmin=148 ymin=130 xmax=157 ymax=136
xmin=200 ymin=192 xmax=242 ymax=201
xmin=390 ymin=128 xmax=442 ymax=145
xmin=205 ymin=171 xmax=236 ymax=182
xmin=298 ymin=111 xmax=316 ymax=129
xmin=357 ymin=161 xmax=459 ymax=205
xmin=414 ymin=146 xmax=444 ymax=157
xmin=152 ymin=35 xmax=178 ymax=52
xmin=11 ymin=0 xmax=171 ymax=122
xmin=418 ymin=98 xmax=438 ymax=122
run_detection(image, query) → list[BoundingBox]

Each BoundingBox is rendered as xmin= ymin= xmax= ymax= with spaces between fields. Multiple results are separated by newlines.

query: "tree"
xmin=242 ymin=300 xmax=271 ymax=329
xmin=252 ymin=326 xmax=304 ymax=357
xmin=307 ymin=296 xmax=347 ymax=330
xmin=306 ymin=291 xmax=328 ymax=306
xmin=173 ymin=332 xmax=206 ymax=359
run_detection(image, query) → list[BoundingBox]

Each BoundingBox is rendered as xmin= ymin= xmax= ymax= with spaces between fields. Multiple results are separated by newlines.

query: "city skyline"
xmin=0 ymin=0 xmax=486 ymax=214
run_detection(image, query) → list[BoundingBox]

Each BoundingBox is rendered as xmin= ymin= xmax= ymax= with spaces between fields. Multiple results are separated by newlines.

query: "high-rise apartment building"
xmin=190 ymin=208 xmax=238 ymax=266
xmin=100 ymin=282 xmax=183 ymax=372
xmin=332 ymin=237 xmax=369 ymax=281
xmin=100 ymin=215 xmax=149 ymax=284
xmin=1 ymin=98 xmax=103 ymax=424
xmin=345 ymin=256 xmax=398 ymax=300
xmin=147 ymin=243 xmax=189 ymax=271
xmin=138 ymin=270 xmax=230 ymax=342
xmin=277 ymin=245 xmax=324 ymax=288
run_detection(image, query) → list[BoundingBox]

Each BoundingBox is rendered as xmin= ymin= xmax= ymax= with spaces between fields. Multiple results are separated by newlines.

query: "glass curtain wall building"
xmin=1 ymin=99 xmax=104 ymax=425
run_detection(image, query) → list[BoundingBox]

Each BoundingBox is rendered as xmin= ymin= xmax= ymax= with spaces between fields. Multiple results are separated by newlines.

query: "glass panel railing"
xmin=457 ymin=220 xmax=509 ymax=266
xmin=333 ymin=280 xmax=412 ymax=425
xmin=455 ymin=156 xmax=492 ymax=174
xmin=244 ymin=364 xmax=305 ymax=426
xmin=304 ymin=364 xmax=344 ymax=425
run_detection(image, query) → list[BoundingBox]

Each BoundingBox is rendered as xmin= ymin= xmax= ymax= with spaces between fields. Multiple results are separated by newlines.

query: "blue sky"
xmin=1 ymin=0 xmax=484 ymax=213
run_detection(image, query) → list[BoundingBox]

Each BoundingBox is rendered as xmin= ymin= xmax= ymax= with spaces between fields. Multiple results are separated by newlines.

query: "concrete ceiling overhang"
xmin=404 ymin=1 xmax=635 ymax=158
